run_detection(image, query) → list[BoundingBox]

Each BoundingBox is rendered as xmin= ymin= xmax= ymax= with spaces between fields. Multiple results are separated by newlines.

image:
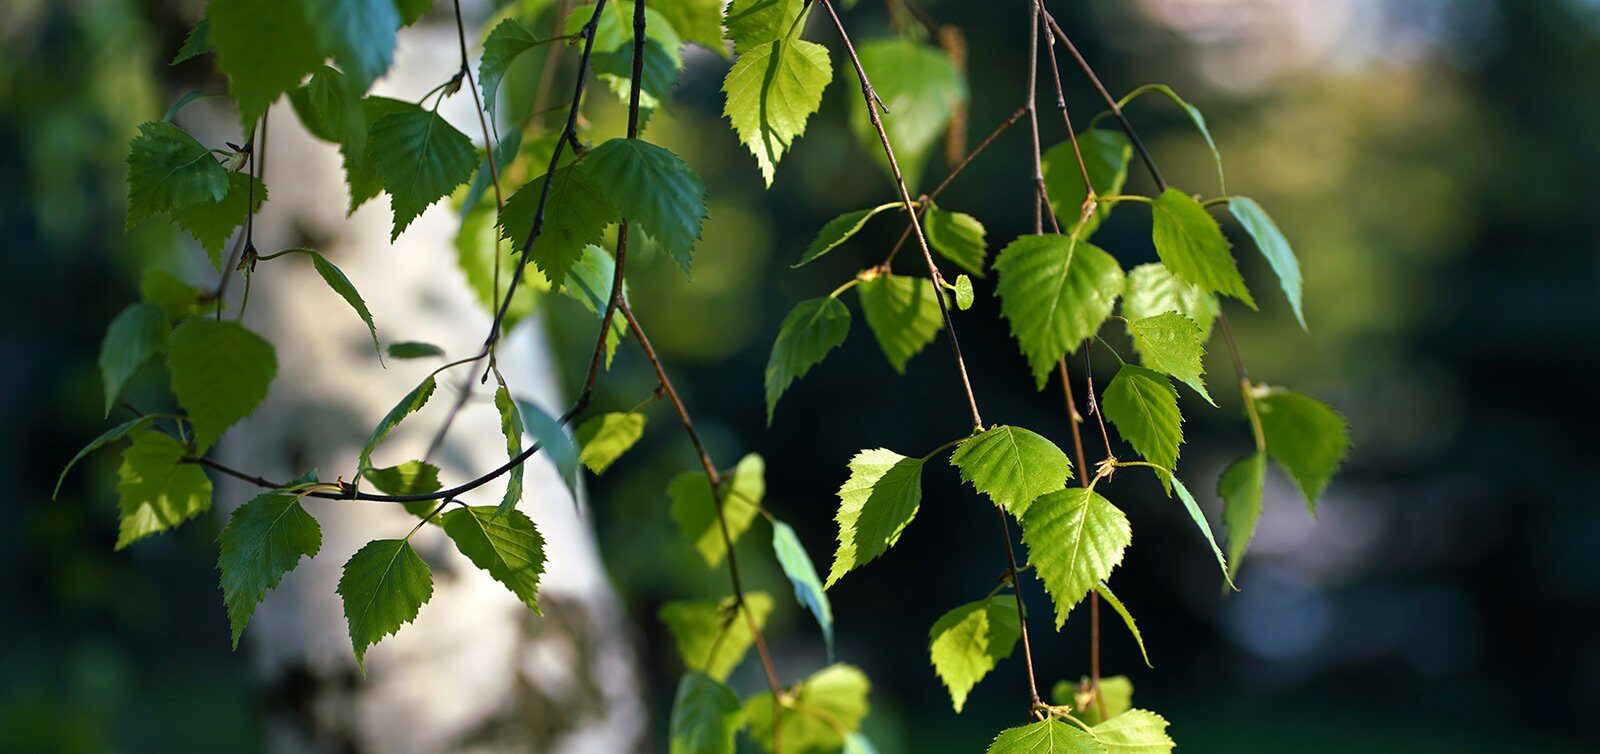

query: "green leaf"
xmin=1094 ymin=583 xmax=1150 ymax=668
xmin=396 ymin=0 xmax=429 ymax=25
xmin=559 ymin=244 xmax=630 ymax=366
xmin=648 ymin=0 xmax=726 ymax=55
xmin=517 ymin=398 xmax=580 ymax=499
xmin=994 ymin=234 xmax=1125 ymax=388
xmin=1092 ymin=710 xmax=1174 ymax=754
xmin=986 ymin=719 xmax=1104 ymax=754
xmin=171 ymin=18 xmax=212 ymax=65
xmin=363 ymin=460 xmax=441 ymax=495
xmin=952 ymin=274 xmax=975 ymax=310
xmin=581 ymin=138 xmax=705 ymax=273
xmin=498 ymin=165 xmax=619 ymax=289
xmin=386 ymin=341 xmax=444 ymax=359
xmin=1149 ymin=188 xmax=1253 ymax=306
xmin=278 ymin=249 xmax=382 ymax=359
xmin=669 ymin=453 xmax=765 ymax=567
xmin=950 ymin=425 xmax=1073 ymax=517
xmin=659 ymin=592 xmax=774 ymax=681
xmin=794 ymin=203 xmax=899 ymax=267
xmin=116 ymin=430 xmax=213 ymax=550
xmin=1219 ymin=452 xmax=1266 ymax=578
xmin=1101 ymin=365 xmax=1183 ymax=475
xmin=337 ymin=538 xmax=433 ymax=670
xmin=457 ymin=201 xmax=540 ymax=328
xmin=479 ymin=18 xmax=557 ymax=119
xmin=1021 ymin=488 xmax=1131 ymax=628
xmin=358 ymin=376 xmax=437 ymax=476
xmin=765 ymin=297 xmax=851 ymax=423
xmin=100 ymin=303 xmax=170 ymax=416
xmin=302 ymin=0 xmax=400 ymax=92
xmin=1126 ymin=312 xmax=1212 ymax=404
xmin=345 ymin=96 xmax=415 ymax=212
xmin=369 ymin=107 xmax=479 ymax=239
xmin=575 ymin=412 xmax=646 ymax=474
xmin=55 ymin=415 xmax=158 ymax=499
xmin=1051 ymin=676 xmax=1134 ymax=726
xmin=593 ymin=36 xmax=684 ymax=112
xmin=168 ymin=319 xmax=277 ymax=453
xmin=771 ymin=521 xmax=834 ymax=657
xmin=928 ymin=596 xmax=1021 ymax=712
xmin=1255 ymin=389 xmax=1348 ymax=510
xmin=171 ymin=172 xmax=267 ymax=267
xmin=441 ymin=505 xmax=545 ymax=613
xmin=669 ymin=672 xmax=742 ymax=754
xmin=826 ymin=448 xmax=924 ymax=588
xmin=291 ymin=66 xmax=365 ymax=146
xmin=493 ymin=378 xmax=525 ymax=515
xmin=1119 ymin=83 xmax=1225 ymax=193
xmin=461 ymin=127 xmax=521 ymax=218
xmin=1122 ymin=263 xmax=1218 ymax=341
xmin=743 ymin=664 xmax=870 ymax=754
xmin=857 ymin=273 xmax=943 ymax=373
xmin=1228 ymin=197 xmax=1305 ymax=329
xmin=844 ymin=733 xmax=880 ymax=754
xmin=218 ymin=485 xmax=322 ymax=647
xmin=850 ymin=39 xmax=966 ymax=193
xmin=924 ymin=205 xmax=988 ymax=276
xmin=1042 ymin=128 xmax=1133 ymax=238
xmin=723 ymin=37 xmax=832 ymax=186
xmin=1153 ymin=468 xmax=1232 ymax=586
xmin=125 ymin=121 xmax=228 ymax=231
xmin=208 ymin=0 xmax=323 ymax=130
xmin=724 ymin=0 xmax=806 ymax=54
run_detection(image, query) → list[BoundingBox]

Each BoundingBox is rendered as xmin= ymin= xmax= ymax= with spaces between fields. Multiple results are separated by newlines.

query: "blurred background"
xmin=4 ymin=0 xmax=1598 ymax=751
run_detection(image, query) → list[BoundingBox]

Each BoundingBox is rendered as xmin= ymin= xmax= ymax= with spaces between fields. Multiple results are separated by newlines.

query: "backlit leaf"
xmin=743 ymin=664 xmax=869 ymax=754
xmin=575 ymin=412 xmax=646 ymax=474
xmin=928 ymin=596 xmax=1021 ymax=712
xmin=1219 ymin=452 xmax=1266 ymax=578
xmin=1101 ymin=365 xmax=1183 ymax=476
xmin=826 ymin=448 xmax=924 ymax=587
xmin=116 ymin=430 xmax=213 ymax=550
xmin=1094 ymin=583 xmax=1150 ymax=668
xmin=337 ymin=538 xmax=434 ymax=670
xmin=1149 ymin=188 xmax=1253 ymax=306
xmin=794 ymin=203 xmax=899 ymax=267
xmin=857 ymin=273 xmax=943 ymax=373
xmin=724 ymin=0 xmax=806 ymax=54
xmin=949 ymin=425 xmax=1073 ymax=517
xmin=924 ymin=204 xmax=988 ymax=276
xmin=1092 ymin=710 xmax=1174 ymax=754
xmin=723 ymin=37 xmax=831 ymax=186
xmin=1022 ymin=488 xmax=1131 ymax=628
xmin=986 ymin=719 xmax=1104 ymax=754
xmin=1256 ymin=389 xmax=1348 ymax=511
xmin=1121 ymin=262 xmax=1218 ymax=341
xmin=1126 ymin=312 xmax=1212 ymax=405
xmin=479 ymin=18 xmax=556 ymax=119
xmin=1042 ymin=128 xmax=1133 ymax=238
xmin=669 ymin=453 xmax=765 ymax=567
xmin=493 ymin=377 xmax=525 ymax=516
xmin=765 ymin=296 xmax=851 ymax=423
xmin=441 ymin=505 xmax=545 ymax=613
xmin=994 ymin=234 xmax=1125 ymax=388
xmin=850 ymin=39 xmax=966 ymax=193
xmin=659 ymin=592 xmax=774 ymax=681
xmin=218 ymin=484 xmax=322 ymax=647
xmin=498 ymin=165 xmax=619 ymax=289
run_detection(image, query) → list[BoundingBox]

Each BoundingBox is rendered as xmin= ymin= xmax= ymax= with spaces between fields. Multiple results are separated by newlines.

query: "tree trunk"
xmin=197 ymin=18 xmax=646 ymax=754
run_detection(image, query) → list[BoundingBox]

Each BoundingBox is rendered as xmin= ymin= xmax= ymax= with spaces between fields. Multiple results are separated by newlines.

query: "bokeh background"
xmin=4 ymin=0 xmax=1598 ymax=751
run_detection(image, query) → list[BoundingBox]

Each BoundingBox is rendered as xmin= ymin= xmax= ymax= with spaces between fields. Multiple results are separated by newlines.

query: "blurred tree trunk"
xmin=196 ymin=17 xmax=646 ymax=754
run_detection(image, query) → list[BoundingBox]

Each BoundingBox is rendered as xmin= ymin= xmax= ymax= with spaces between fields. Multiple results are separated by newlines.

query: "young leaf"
xmin=125 ymin=121 xmax=228 ymax=231
xmin=171 ymin=172 xmax=267 ymax=267
xmin=1152 ymin=468 xmax=1232 ymax=586
xmin=100 ymin=303 xmax=170 ymax=416
xmin=659 ymin=592 xmax=774 ymax=681
xmin=1218 ymin=452 xmax=1266 ymax=578
xmin=116 ymin=430 xmax=213 ymax=550
xmin=358 ymin=376 xmax=437 ymax=476
xmin=647 ymin=0 xmax=726 ymax=54
xmin=1021 ymin=488 xmax=1131 ymax=628
xmin=794 ymin=203 xmax=899 ymax=267
xmin=669 ymin=672 xmax=742 ymax=754
xmin=479 ymin=18 xmax=556 ymax=119
xmin=498 ymin=165 xmax=619 ymax=289
xmin=1042 ymin=128 xmax=1133 ymax=237
xmin=1101 ymin=365 xmax=1183 ymax=476
xmin=208 ymin=0 xmax=323 ymax=131
xmin=1094 ymin=583 xmax=1151 ymax=668
xmin=1052 ymin=677 xmax=1135 ymax=726
xmin=168 ymin=319 xmax=277 ymax=453
xmin=368 ymin=107 xmax=478 ymax=240
xmin=857 ymin=274 xmax=943 ymax=373
xmin=765 ymin=297 xmax=851 ymax=423
xmin=1149 ymin=188 xmax=1254 ymax=306
xmin=386 ymin=341 xmax=444 ymax=360
xmin=1127 ymin=312 xmax=1212 ymax=405
xmin=771 ymin=521 xmax=834 ymax=658
xmin=1228 ymin=197 xmax=1305 ymax=329
xmin=517 ymin=398 xmax=580 ymax=499
xmin=986 ymin=719 xmax=1102 ymax=754
xmin=218 ymin=486 xmax=322 ymax=647
xmin=1092 ymin=710 xmax=1174 ymax=754
xmin=669 ymin=453 xmax=765 ymax=567
xmin=581 ymin=138 xmax=706 ymax=274
xmin=1120 ymin=83 xmax=1225 ymax=193
xmin=493 ymin=378 xmax=525 ymax=516
xmin=363 ymin=460 xmax=441 ymax=495
xmin=575 ymin=412 xmax=647 ymax=474
xmin=723 ymin=0 xmax=805 ymax=53
xmin=337 ymin=538 xmax=434 ymax=670
xmin=849 ymin=39 xmax=966 ymax=193
xmin=302 ymin=0 xmax=401 ymax=92
xmin=1256 ymin=389 xmax=1349 ymax=510
xmin=1122 ymin=262 xmax=1218 ymax=341
xmin=55 ymin=415 xmax=158 ymax=499
xmin=924 ymin=205 xmax=988 ymax=276
xmin=171 ymin=18 xmax=212 ymax=65
xmin=743 ymin=664 xmax=870 ymax=754
xmin=994 ymin=235 xmax=1125 ymax=388
xmin=826 ymin=449 xmax=924 ymax=588
xmin=723 ymin=37 xmax=832 ymax=186
xmin=440 ymin=505 xmax=545 ymax=613
xmin=928 ymin=596 xmax=1021 ymax=712
xmin=949 ymin=425 xmax=1073 ymax=517
xmin=952 ymin=274 xmax=975 ymax=310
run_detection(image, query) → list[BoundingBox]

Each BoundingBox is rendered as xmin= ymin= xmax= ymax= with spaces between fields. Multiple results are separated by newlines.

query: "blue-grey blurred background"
xmin=4 ymin=0 xmax=1598 ymax=751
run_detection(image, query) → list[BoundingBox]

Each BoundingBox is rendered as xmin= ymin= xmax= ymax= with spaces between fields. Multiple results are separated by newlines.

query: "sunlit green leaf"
xmin=826 ymin=448 xmax=924 ymax=587
xmin=575 ymin=412 xmax=647 ymax=474
xmin=794 ymin=203 xmax=899 ymax=267
xmin=986 ymin=719 xmax=1103 ymax=754
xmin=1121 ymin=262 xmax=1218 ymax=341
xmin=581 ymin=138 xmax=705 ymax=274
xmin=724 ymin=37 xmax=832 ymax=186
xmin=995 ymin=234 xmax=1124 ymax=388
xmin=743 ymin=664 xmax=870 ymax=754
xmin=1256 ymin=389 xmax=1348 ymax=511
xmin=669 ymin=453 xmax=765 ymax=567
xmin=659 ymin=592 xmax=773 ymax=681
xmin=358 ymin=376 xmax=436 ymax=477
xmin=1126 ymin=312 xmax=1212 ymax=405
xmin=337 ymin=538 xmax=433 ymax=670
xmin=493 ymin=378 xmax=525 ymax=516
xmin=1094 ymin=583 xmax=1150 ymax=668
xmin=1101 ymin=365 xmax=1183 ymax=476
xmin=950 ymin=425 xmax=1073 ymax=517
xmin=924 ymin=204 xmax=988 ymax=276
xmin=1022 ymin=488 xmax=1130 ymax=628
xmin=857 ymin=273 xmax=943 ymax=373
xmin=116 ymin=430 xmax=213 ymax=550
xmin=1218 ymin=452 xmax=1266 ymax=578
xmin=498 ymin=165 xmax=619 ymax=289
xmin=928 ymin=596 xmax=1020 ymax=712
xmin=1042 ymin=128 xmax=1133 ymax=238
xmin=1092 ymin=709 xmax=1174 ymax=754
xmin=1149 ymin=188 xmax=1253 ymax=306
xmin=441 ymin=505 xmax=545 ymax=613
xmin=850 ymin=39 xmax=966 ymax=193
